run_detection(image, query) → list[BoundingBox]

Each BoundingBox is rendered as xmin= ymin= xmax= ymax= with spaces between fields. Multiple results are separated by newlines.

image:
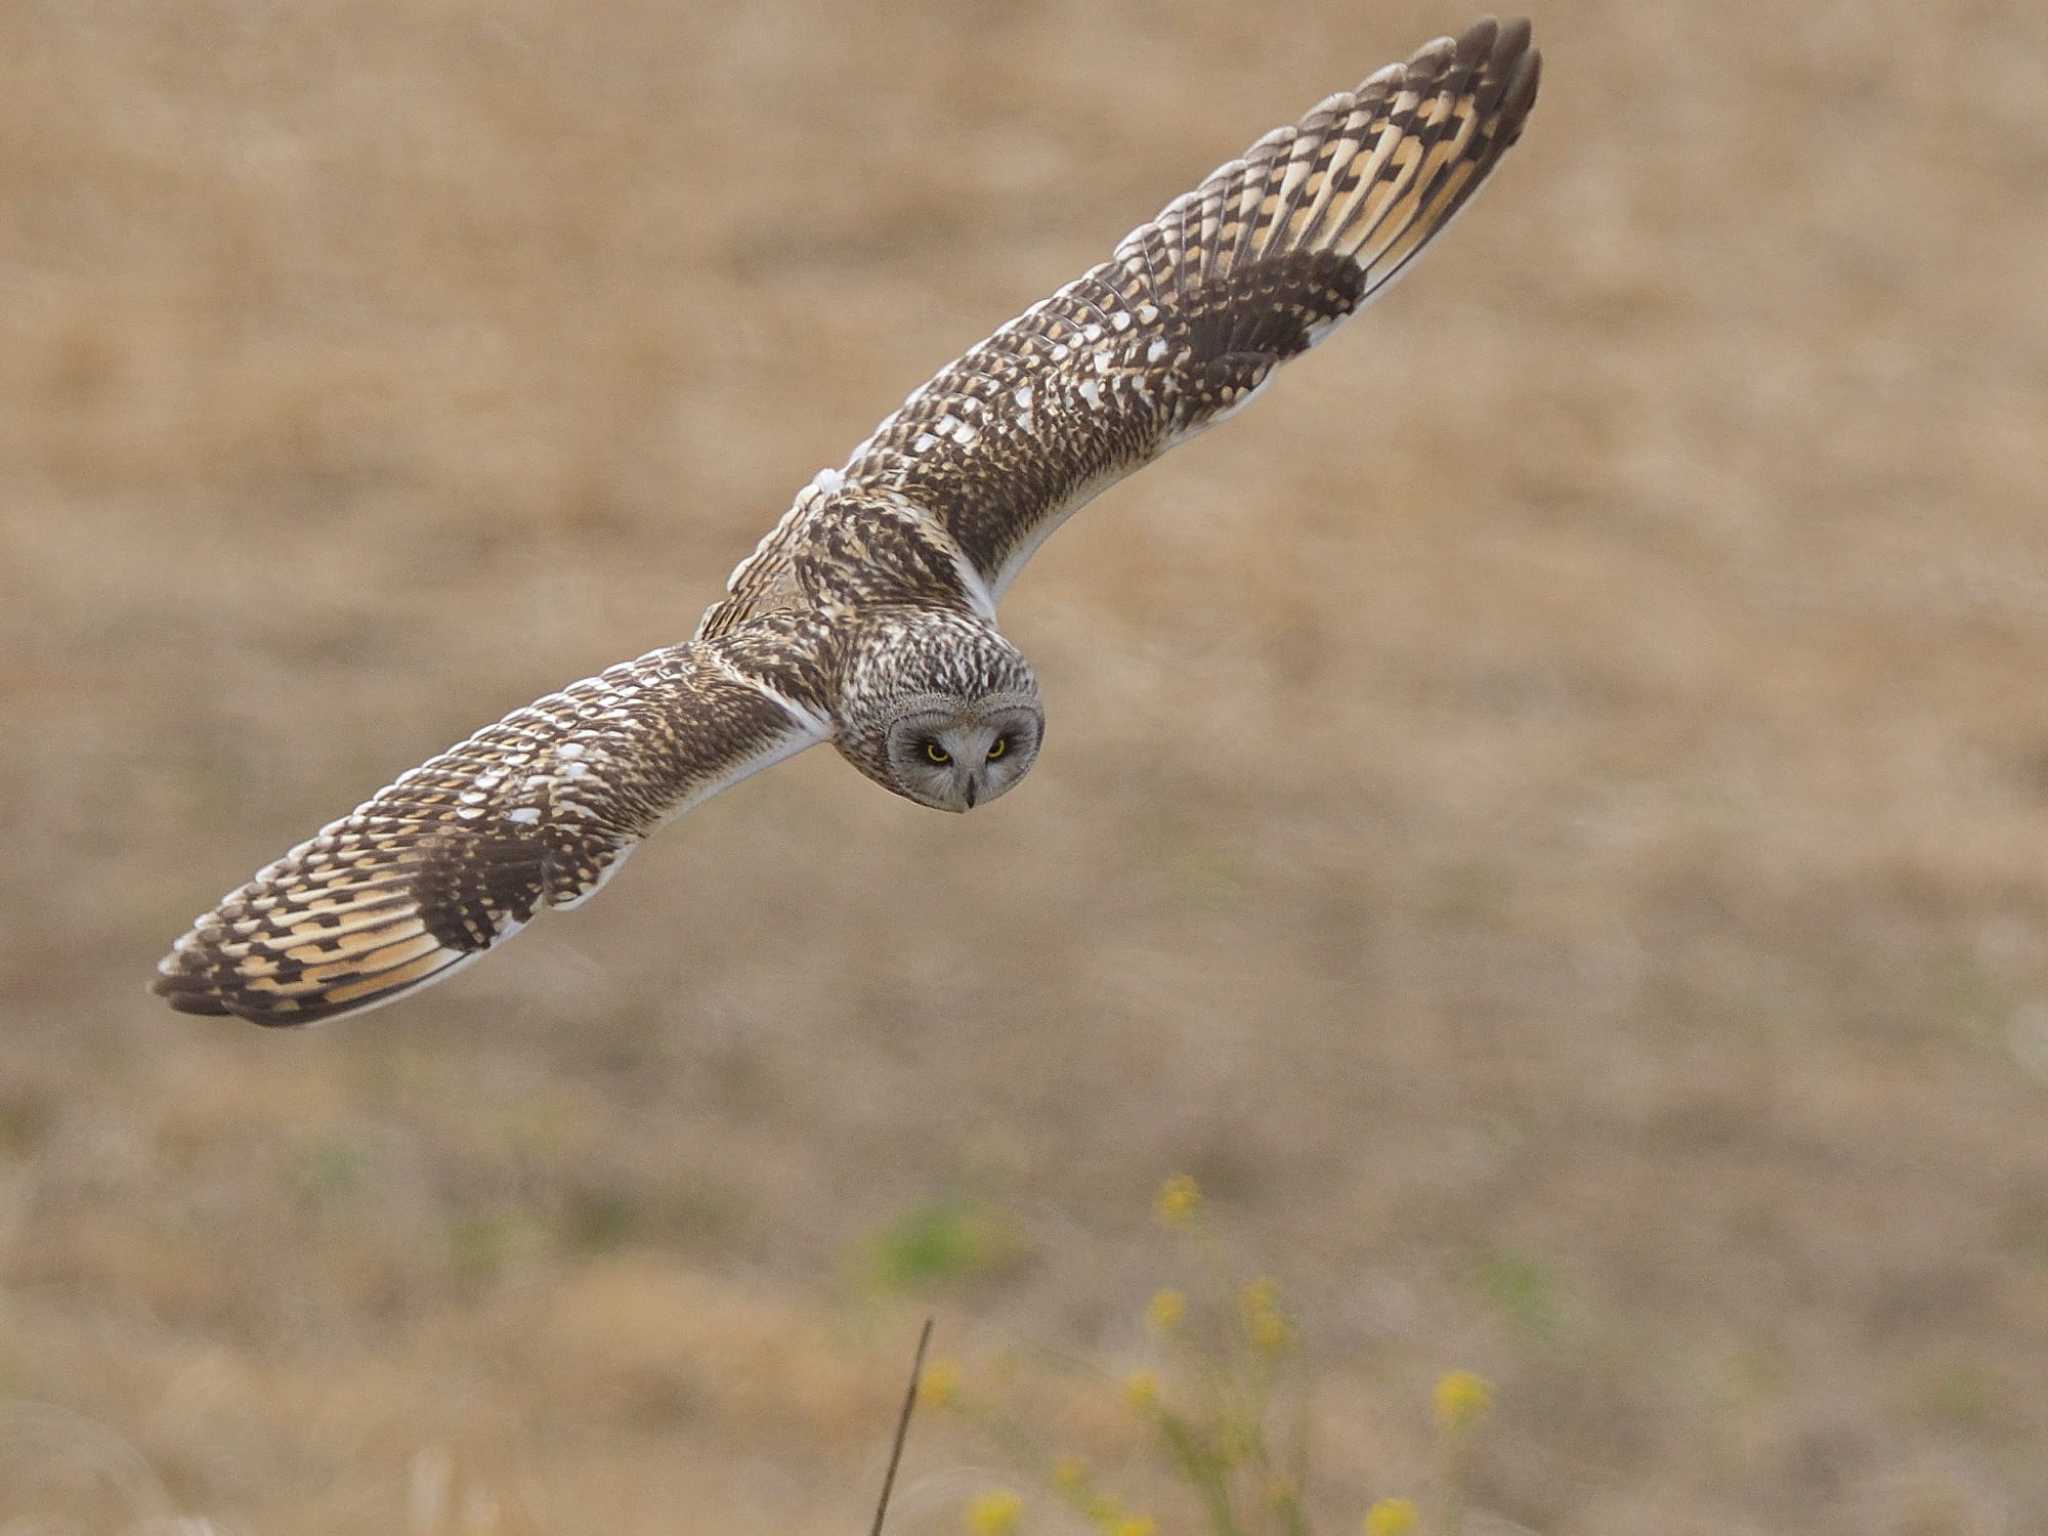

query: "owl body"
xmin=153 ymin=17 xmax=1540 ymax=1023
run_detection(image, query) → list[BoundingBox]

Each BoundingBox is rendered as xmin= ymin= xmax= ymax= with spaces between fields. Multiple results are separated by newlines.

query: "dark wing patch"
xmin=152 ymin=630 xmax=829 ymax=1025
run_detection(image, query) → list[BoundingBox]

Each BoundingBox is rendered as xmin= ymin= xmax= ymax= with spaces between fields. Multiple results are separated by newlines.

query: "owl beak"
xmin=963 ymin=778 xmax=978 ymax=810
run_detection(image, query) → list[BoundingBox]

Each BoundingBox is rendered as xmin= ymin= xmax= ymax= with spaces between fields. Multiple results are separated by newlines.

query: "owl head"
xmin=834 ymin=609 xmax=1043 ymax=813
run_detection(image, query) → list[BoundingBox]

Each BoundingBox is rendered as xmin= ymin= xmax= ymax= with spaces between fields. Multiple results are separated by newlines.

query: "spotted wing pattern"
xmin=152 ymin=631 xmax=830 ymax=1025
xmin=699 ymin=15 xmax=1539 ymax=638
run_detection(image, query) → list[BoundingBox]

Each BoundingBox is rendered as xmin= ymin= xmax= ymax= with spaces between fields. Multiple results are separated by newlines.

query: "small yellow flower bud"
xmin=923 ymin=1357 xmax=961 ymax=1409
xmin=1251 ymin=1307 xmax=1293 ymax=1354
xmin=1364 ymin=1496 xmax=1419 ymax=1536
xmin=1433 ymin=1369 xmax=1493 ymax=1433
xmin=965 ymin=1488 xmax=1022 ymax=1535
xmin=1239 ymin=1277 xmax=1293 ymax=1353
xmin=1121 ymin=1370 xmax=1160 ymax=1413
xmin=1109 ymin=1518 xmax=1157 ymax=1536
xmin=1144 ymin=1288 xmax=1186 ymax=1333
xmin=1153 ymin=1174 xmax=1201 ymax=1228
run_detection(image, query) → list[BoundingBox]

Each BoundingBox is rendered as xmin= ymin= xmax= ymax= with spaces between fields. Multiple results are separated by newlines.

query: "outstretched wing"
xmin=707 ymin=14 xmax=1539 ymax=630
xmin=152 ymin=630 xmax=831 ymax=1025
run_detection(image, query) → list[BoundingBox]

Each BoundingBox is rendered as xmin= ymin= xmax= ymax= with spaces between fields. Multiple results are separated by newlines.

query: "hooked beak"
xmin=963 ymin=778 xmax=977 ymax=810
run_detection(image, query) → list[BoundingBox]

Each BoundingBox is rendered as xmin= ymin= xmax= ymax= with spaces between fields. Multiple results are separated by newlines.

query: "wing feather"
xmin=153 ymin=627 xmax=830 ymax=1025
xmin=694 ymin=15 xmax=1536 ymax=620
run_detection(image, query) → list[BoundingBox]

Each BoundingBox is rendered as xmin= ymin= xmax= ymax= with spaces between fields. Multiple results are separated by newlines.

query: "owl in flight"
xmin=154 ymin=16 xmax=1541 ymax=1024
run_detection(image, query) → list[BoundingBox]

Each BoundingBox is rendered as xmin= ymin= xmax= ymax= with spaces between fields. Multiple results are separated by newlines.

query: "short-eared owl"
xmin=155 ymin=17 xmax=1541 ymax=1024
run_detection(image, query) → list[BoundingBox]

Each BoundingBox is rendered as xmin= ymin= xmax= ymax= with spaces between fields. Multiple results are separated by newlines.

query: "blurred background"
xmin=4 ymin=0 xmax=2046 ymax=1531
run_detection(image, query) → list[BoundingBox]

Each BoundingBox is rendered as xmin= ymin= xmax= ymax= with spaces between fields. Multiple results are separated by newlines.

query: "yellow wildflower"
xmin=1154 ymin=1174 xmax=1201 ymax=1228
xmin=1364 ymin=1497 xmax=1419 ymax=1536
xmin=1109 ymin=1519 xmax=1157 ymax=1536
xmin=923 ymin=1357 xmax=961 ymax=1409
xmin=1122 ymin=1370 xmax=1160 ymax=1413
xmin=965 ymin=1488 xmax=1022 ymax=1535
xmin=1433 ymin=1369 xmax=1493 ymax=1433
xmin=1239 ymin=1277 xmax=1293 ymax=1354
xmin=1144 ymin=1288 xmax=1186 ymax=1333
xmin=1252 ymin=1309 xmax=1294 ymax=1352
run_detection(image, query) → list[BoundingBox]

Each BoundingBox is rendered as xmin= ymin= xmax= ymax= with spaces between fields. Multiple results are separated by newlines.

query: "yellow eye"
xmin=924 ymin=741 xmax=951 ymax=765
xmin=987 ymin=736 xmax=1007 ymax=761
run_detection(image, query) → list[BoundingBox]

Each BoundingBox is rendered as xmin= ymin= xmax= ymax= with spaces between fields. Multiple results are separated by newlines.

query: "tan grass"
xmin=3 ymin=0 xmax=2046 ymax=1531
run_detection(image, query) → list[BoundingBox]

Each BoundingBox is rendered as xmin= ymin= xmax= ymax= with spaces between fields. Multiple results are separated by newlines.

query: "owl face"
xmin=884 ymin=697 xmax=1042 ymax=812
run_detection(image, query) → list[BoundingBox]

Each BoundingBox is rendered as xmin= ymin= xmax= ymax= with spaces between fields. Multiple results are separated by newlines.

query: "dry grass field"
xmin=4 ymin=0 xmax=2046 ymax=1530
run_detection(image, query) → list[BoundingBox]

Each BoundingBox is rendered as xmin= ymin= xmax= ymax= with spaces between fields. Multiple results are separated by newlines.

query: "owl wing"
xmin=152 ymin=627 xmax=832 ymax=1025
xmin=705 ymin=14 xmax=1537 ymax=628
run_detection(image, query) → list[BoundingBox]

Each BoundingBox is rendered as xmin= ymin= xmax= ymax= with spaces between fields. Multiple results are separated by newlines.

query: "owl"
xmin=154 ymin=16 xmax=1541 ymax=1024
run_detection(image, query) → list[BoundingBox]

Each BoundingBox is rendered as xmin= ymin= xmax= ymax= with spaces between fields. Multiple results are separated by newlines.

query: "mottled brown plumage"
xmin=155 ymin=16 xmax=1539 ymax=1024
